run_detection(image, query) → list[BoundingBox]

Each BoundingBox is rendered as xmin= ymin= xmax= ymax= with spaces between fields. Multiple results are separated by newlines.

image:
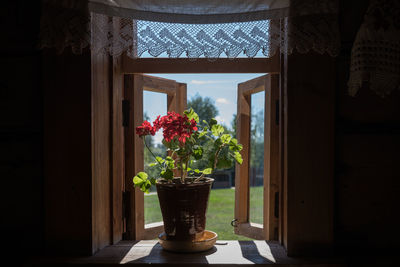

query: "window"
xmin=120 ymin=54 xmax=282 ymax=241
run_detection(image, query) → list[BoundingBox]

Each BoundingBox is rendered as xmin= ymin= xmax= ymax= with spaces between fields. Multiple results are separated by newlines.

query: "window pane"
xmin=249 ymin=91 xmax=265 ymax=225
xmin=143 ymin=90 xmax=167 ymax=225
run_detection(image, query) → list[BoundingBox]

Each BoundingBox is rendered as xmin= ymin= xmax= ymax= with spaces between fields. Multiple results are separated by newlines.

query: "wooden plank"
xmin=264 ymin=74 xmax=280 ymax=240
xmin=177 ymin=83 xmax=187 ymax=113
xmin=123 ymin=74 xmax=136 ymax=240
xmin=91 ymin=51 xmax=112 ymax=253
xmin=284 ymin=52 xmax=335 ymax=256
xmin=279 ymin=53 xmax=285 ymax=245
xmin=121 ymin=54 xmax=280 ymax=74
xmin=43 ymin=50 xmax=93 ymax=255
xmin=111 ymin=55 xmax=124 ymax=244
xmin=238 ymin=74 xmax=268 ymax=96
xmin=142 ymin=74 xmax=177 ymax=95
xmin=237 ymin=223 xmax=265 ymax=240
xmin=133 ymin=74 xmax=145 ymax=240
xmin=50 ymin=240 xmax=342 ymax=266
xmin=235 ymin=85 xmax=251 ymax=232
xmin=144 ymin=222 xmax=164 ymax=240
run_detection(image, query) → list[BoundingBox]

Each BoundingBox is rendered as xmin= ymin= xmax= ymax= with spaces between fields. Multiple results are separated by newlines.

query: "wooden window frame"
xmin=234 ymin=74 xmax=280 ymax=240
xmin=123 ymin=74 xmax=187 ymax=240
xmin=115 ymin=52 xmax=283 ymax=242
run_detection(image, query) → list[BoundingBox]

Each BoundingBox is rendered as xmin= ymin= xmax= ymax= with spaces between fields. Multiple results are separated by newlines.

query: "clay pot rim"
xmin=156 ymin=177 xmax=214 ymax=187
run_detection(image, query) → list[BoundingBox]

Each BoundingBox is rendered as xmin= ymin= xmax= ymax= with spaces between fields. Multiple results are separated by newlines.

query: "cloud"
xmin=216 ymin=98 xmax=230 ymax=104
xmin=190 ymin=80 xmax=230 ymax=85
xmin=215 ymin=116 xmax=226 ymax=124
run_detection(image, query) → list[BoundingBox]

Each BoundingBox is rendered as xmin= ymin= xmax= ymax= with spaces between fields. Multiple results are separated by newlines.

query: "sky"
xmin=143 ymin=73 xmax=266 ymax=144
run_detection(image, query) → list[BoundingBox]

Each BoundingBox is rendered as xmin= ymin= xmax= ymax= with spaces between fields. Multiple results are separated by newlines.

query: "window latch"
xmin=231 ymin=219 xmax=238 ymax=227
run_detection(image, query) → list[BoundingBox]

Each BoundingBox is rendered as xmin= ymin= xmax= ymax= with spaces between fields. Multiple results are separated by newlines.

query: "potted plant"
xmin=133 ymin=108 xmax=243 ymax=251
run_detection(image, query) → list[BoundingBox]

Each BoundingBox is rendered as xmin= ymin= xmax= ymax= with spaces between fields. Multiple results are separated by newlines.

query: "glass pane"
xmin=143 ymin=90 xmax=167 ymax=225
xmin=249 ymin=91 xmax=265 ymax=225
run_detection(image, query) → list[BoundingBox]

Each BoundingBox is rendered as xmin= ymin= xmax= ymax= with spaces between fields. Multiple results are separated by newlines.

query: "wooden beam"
xmin=111 ymin=55 xmax=124 ymax=244
xmin=122 ymin=54 xmax=280 ymax=74
xmin=264 ymin=74 xmax=280 ymax=240
xmin=91 ymin=51 xmax=112 ymax=253
xmin=235 ymin=86 xmax=251 ymax=229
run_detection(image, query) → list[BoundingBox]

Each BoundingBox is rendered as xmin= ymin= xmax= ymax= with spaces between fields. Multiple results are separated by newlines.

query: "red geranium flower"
xmin=136 ymin=112 xmax=198 ymax=145
xmin=136 ymin=120 xmax=156 ymax=137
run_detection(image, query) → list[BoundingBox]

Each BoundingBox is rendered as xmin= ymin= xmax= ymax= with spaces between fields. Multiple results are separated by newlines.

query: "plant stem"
xmin=143 ymin=138 xmax=163 ymax=169
xmin=195 ymin=144 xmax=224 ymax=182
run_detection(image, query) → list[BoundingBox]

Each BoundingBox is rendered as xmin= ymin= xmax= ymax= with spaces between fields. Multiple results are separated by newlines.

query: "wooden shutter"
xmin=124 ymin=74 xmax=187 ymax=240
xmin=234 ymin=74 xmax=280 ymax=240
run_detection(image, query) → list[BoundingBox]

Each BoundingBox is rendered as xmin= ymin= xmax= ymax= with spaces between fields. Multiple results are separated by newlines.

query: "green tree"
xmin=187 ymin=94 xmax=218 ymax=127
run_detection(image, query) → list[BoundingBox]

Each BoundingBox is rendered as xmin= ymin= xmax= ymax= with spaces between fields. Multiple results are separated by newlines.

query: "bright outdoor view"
xmin=143 ymin=74 xmax=266 ymax=240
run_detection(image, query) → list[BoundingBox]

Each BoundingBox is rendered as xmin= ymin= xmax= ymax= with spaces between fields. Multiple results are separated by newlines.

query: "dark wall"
xmin=335 ymin=0 xmax=400 ymax=254
xmin=0 ymin=0 xmax=44 ymax=262
xmin=1 ymin=0 xmax=399 ymax=262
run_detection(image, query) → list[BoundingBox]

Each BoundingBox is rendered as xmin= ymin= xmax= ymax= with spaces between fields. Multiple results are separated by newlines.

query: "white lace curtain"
xmin=39 ymin=0 xmax=340 ymax=59
xmin=348 ymin=0 xmax=400 ymax=97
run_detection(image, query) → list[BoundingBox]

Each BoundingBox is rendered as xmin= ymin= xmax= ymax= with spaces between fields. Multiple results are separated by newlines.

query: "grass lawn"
xmin=144 ymin=186 xmax=263 ymax=240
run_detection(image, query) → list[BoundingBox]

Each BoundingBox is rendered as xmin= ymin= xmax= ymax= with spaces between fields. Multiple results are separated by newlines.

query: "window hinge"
xmin=122 ymin=191 xmax=130 ymax=221
xmin=274 ymin=192 xmax=279 ymax=219
xmin=122 ymin=99 xmax=130 ymax=127
xmin=275 ymin=100 xmax=279 ymax=126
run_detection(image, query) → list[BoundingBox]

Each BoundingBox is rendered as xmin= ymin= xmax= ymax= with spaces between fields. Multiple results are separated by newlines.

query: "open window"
xmin=123 ymin=74 xmax=187 ymax=239
xmin=120 ymin=55 xmax=281 ymax=241
xmin=234 ymin=74 xmax=280 ymax=240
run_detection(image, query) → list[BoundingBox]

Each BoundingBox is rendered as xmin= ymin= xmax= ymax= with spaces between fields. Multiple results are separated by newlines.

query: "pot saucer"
xmin=158 ymin=230 xmax=218 ymax=253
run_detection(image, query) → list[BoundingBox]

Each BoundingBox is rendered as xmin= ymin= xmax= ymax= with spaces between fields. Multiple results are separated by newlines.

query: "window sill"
xmin=35 ymin=240 xmax=343 ymax=265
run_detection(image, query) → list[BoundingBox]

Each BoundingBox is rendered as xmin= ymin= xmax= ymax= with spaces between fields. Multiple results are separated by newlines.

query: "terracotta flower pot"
xmin=156 ymin=177 xmax=214 ymax=241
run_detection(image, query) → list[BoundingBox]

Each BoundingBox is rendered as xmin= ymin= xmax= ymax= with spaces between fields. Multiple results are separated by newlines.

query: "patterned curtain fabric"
xmin=39 ymin=0 xmax=340 ymax=59
xmin=348 ymin=0 xmax=400 ymax=97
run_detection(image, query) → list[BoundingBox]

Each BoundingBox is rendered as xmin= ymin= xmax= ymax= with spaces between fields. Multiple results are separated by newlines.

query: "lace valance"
xmin=40 ymin=0 xmax=340 ymax=59
xmin=348 ymin=0 xmax=400 ymax=97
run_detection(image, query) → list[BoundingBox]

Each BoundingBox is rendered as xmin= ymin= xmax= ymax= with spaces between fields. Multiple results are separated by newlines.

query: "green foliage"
xmin=133 ymin=172 xmax=154 ymax=193
xmin=187 ymin=94 xmax=218 ymax=127
xmin=133 ymin=108 xmax=244 ymax=193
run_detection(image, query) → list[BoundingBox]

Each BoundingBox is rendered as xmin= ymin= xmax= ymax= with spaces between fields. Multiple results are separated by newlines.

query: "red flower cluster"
xmin=136 ymin=112 xmax=198 ymax=144
xmin=136 ymin=120 xmax=156 ymax=137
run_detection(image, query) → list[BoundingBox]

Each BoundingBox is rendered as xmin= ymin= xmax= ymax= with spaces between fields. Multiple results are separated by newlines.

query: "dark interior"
xmin=1 ymin=0 xmax=399 ymax=265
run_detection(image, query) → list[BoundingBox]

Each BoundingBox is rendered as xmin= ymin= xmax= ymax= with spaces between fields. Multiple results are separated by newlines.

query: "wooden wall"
xmin=43 ymin=50 xmax=93 ymax=255
xmin=334 ymin=0 xmax=400 ymax=255
xmin=43 ymin=50 xmax=115 ymax=255
xmin=284 ymin=52 xmax=335 ymax=256
xmin=0 ymin=0 xmax=44 ymax=262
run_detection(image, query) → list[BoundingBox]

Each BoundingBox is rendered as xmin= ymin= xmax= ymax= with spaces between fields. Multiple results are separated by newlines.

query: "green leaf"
xmin=184 ymin=108 xmax=199 ymax=123
xmin=221 ymin=134 xmax=232 ymax=144
xmin=209 ymin=118 xmax=218 ymax=127
xmin=133 ymin=171 xmax=149 ymax=189
xmin=234 ymin=151 xmax=243 ymax=164
xmin=133 ymin=176 xmax=143 ymax=185
xmin=198 ymin=130 xmax=208 ymax=138
xmin=161 ymin=169 xmax=174 ymax=180
xmin=156 ymin=156 xmax=165 ymax=164
xmin=136 ymin=172 xmax=148 ymax=180
xmin=141 ymin=180 xmax=152 ymax=194
xmin=164 ymin=156 xmax=175 ymax=169
xmin=148 ymin=162 xmax=157 ymax=167
xmin=194 ymin=169 xmax=200 ymax=173
xmin=211 ymin=124 xmax=224 ymax=136
xmin=193 ymin=145 xmax=203 ymax=160
xmin=202 ymin=168 xmax=212 ymax=175
xmin=213 ymin=137 xmax=223 ymax=148
xmin=229 ymin=138 xmax=243 ymax=151
xmin=216 ymin=156 xmax=233 ymax=169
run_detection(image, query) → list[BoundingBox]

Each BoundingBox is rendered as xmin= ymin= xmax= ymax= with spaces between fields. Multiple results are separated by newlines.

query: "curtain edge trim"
xmin=88 ymin=2 xmax=289 ymax=23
